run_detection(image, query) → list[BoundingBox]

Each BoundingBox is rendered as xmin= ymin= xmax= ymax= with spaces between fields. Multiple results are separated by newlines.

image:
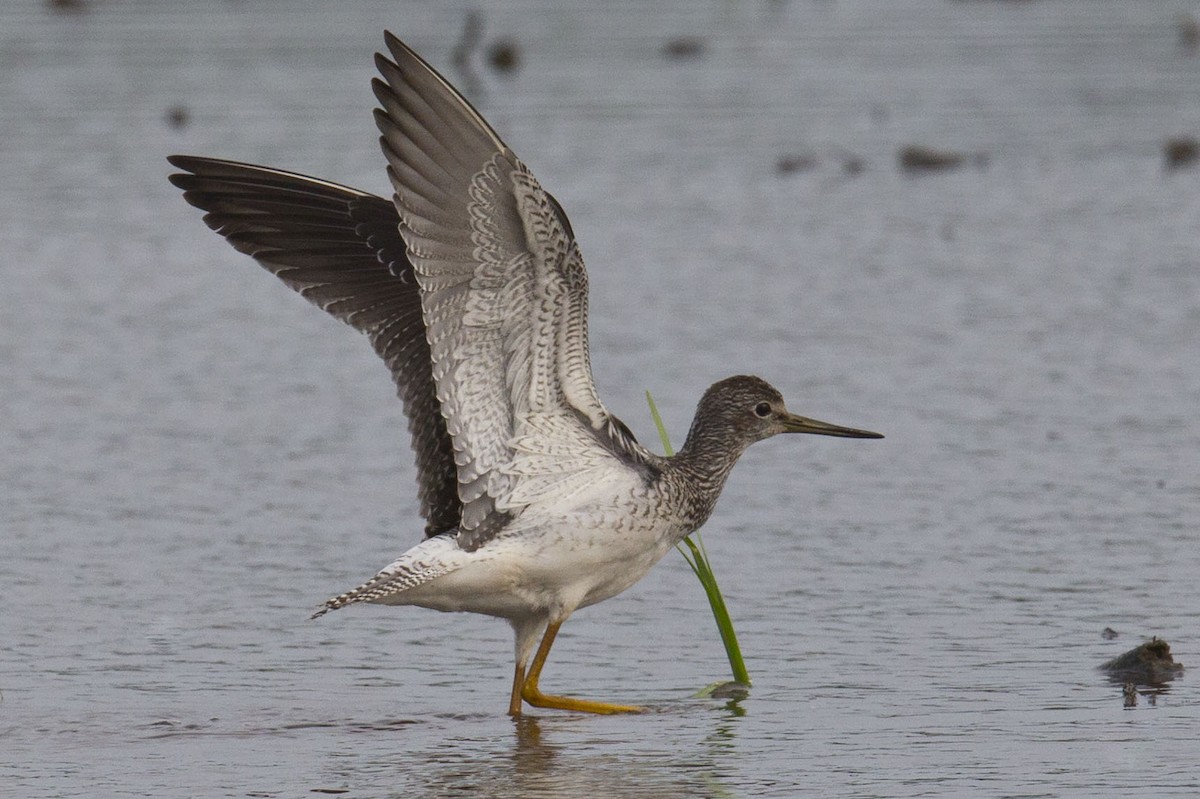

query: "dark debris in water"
xmin=1178 ymin=13 xmax=1200 ymax=53
xmin=1100 ymin=636 xmax=1184 ymax=686
xmin=48 ymin=0 xmax=86 ymax=13
xmin=774 ymin=152 xmax=868 ymax=177
xmin=451 ymin=10 xmax=484 ymax=98
xmin=842 ymin=155 xmax=866 ymax=175
xmin=1101 ymin=626 xmax=1119 ymax=640
xmin=1164 ymin=137 xmax=1199 ymax=170
xmin=899 ymin=145 xmax=963 ymax=172
xmin=775 ymin=153 xmax=819 ymax=176
xmin=164 ymin=105 xmax=190 ymax=130
xmin=662 ymin=36 xmax=707 ymax=60
xmin=898 ymin=145 xmax=988 ymax=174
xmin=487 ymin=38 xmax=521 ymax=74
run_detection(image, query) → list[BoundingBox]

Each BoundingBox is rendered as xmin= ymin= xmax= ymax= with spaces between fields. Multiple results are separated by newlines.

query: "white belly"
xmin=377 ymin=507 xmax=682 ymax=621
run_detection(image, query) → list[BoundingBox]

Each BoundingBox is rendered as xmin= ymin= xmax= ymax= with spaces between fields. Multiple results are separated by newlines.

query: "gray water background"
xmin=2 ymin=0 xmax=1199 ymax=796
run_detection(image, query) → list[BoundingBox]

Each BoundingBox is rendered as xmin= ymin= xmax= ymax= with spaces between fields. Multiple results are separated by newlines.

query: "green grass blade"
xmin=646 ymin=391 xmax=751 ymax=687
xmin=645 ymin=390 xmax=676 ymax=458
xmin=680 ymin=535 xmax=750 ymax=685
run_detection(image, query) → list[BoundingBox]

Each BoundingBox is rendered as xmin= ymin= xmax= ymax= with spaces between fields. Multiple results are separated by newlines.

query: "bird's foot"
xmin=519 ymin=683 xmax=645 ymax=715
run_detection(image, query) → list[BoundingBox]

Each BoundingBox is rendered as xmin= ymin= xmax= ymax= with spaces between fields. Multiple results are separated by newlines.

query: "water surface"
xmin=2 ymin=1 xmax=1198 ymax=796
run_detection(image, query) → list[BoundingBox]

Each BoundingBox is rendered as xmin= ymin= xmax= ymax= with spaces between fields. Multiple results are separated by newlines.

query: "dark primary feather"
xmin=166 ymin=155 xmax=459 ymax=537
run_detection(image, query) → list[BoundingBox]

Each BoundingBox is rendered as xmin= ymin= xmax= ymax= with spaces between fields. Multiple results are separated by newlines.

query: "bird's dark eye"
xmin=753 ymin=402 xmax=772 ymax=418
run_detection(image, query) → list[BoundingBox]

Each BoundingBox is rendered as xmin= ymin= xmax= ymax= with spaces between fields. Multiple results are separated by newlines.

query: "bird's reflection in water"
xmin=403 ymin=711 xmax=737 ymax=799
xmin=510 ymin=715 xmax=556 ymax=773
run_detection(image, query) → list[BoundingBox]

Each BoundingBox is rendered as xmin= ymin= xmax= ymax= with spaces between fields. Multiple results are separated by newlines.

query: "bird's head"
xmin=691 ymin=375 xmax=883 ymax=450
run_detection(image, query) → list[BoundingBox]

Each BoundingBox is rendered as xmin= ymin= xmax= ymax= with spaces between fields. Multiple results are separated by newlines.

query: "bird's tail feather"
xmin=309 ymin=533 xmax=461 ymax=620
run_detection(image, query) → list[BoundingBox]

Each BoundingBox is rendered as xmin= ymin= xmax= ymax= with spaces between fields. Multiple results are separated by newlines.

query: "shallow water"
xmin=3 ymin=0 xmax=1199 ymax=796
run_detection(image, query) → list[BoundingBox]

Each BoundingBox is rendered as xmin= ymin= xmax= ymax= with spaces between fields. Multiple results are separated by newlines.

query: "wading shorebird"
xmin=169 ymin=32 xmax=882 ymax=716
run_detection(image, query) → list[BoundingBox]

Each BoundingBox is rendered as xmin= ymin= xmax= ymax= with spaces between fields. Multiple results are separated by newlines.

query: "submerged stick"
xmin=646 ymin=391 xmax=751 ymax=687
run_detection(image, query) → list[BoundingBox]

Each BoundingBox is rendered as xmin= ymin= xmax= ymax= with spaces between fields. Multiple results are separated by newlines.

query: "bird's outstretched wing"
xmin=167 ymin=155 xmax=460 ymax=537
xmin=373 ymin=33 xmax=655 ymax=550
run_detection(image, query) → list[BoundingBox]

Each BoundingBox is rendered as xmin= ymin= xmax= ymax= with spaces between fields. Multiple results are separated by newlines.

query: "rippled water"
xmin=3 ymin=1 xmax=1199 ymax=796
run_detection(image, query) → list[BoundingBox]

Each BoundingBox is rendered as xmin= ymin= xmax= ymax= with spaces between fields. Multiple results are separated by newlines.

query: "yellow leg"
xmin=519 ymin=620 xmax=645 ymax=715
